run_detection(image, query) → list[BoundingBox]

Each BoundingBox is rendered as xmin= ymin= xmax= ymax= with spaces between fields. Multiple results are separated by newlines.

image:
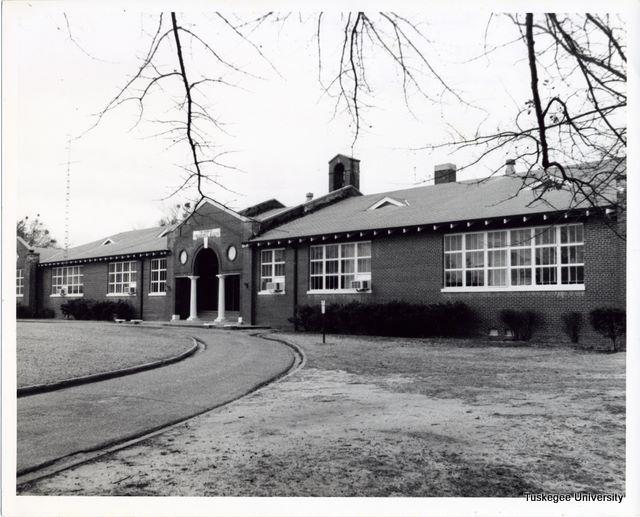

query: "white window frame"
xmin=51 ymin=266 xmax=84 ymax=297
xmin=442 ymin=223 xmax=585 ymax=292
xmin=258 ymin=248 xmax=285 ymax=294
xmin=308 ymin=241 xmax=372 ymax=294
xmin=149 ymin=258 xmax=167 ymax=296
xmin=107 ymin=260 xmax=138 ymax=296
xmin=16 ymin=268 xmax=24 ymax=297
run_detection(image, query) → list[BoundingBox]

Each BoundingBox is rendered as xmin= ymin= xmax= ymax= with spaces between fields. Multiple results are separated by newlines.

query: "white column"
xmin=215 ymin=274 xmax=227 ymax=324
xmin=187 ymin=275 xmax=199 ymax=321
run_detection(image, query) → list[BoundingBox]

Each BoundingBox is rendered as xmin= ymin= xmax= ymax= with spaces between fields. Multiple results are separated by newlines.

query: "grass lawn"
xmin=20 ymin=331 xmax=625 ymax=497
xmin=17 ymin=321 xmax=193 ymax=387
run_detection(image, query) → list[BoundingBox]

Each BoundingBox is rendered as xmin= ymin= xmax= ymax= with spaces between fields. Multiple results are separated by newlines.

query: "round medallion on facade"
xmin=226 ymin=245 xmax=237 ymax=262
xmin=179 ymin=249 xmax=188 ymax=264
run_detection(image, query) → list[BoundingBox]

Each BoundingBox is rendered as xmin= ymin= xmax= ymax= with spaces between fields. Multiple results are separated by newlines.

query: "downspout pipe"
xmin=293 ymin=247 xmax=298 ymax=331
xmin=139 ymin=258 xmax=145 ymax=319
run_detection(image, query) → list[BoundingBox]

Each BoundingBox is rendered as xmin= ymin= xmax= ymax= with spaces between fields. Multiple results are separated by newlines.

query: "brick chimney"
xmin=434 ymin=163 xmax=457 ymax=184
xmin=505 ymin=159 xmax=516 ymax=175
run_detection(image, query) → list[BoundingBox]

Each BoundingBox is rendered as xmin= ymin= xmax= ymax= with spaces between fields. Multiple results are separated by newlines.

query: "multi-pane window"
xmin=108 ymin=261 xmax=137 ymax=295
xmin=561 ymin=224 xmax=584 ymax=284
xmin=150 ymin=258 xmax=167 ymax=294
xmin=309 ymin=241 xmax=371 ymax=291
xmin=535 ymin=227 xmax=557 ymax=285
xmin=51 ymin=266 xmax=84 ymax=295
xmin=510 ymin=229 xmax=532 ymax=286
xmin=260 ymin=249 xmax=285 ymax=291
xmin=444 ymin=235 xmax=463 ymax=287
xmin=444 ymin=224 xmax=584 ymax=290
xmin=465 ymin=233 xmax=484 ymax=286
xmin=16 ymin=268 xmax=24 ymax=296
xmin=487 ymin=230 xmax=508 ymax=286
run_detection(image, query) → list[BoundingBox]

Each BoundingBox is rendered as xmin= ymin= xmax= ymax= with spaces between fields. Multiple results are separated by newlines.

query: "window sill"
xmin=16 ymin=294 xmax=24 ymax=298
xmin=50 ymin=293 xmax=84 ymax=298
xmin=441 ymin=285 xmax=585 ymax=293
xmin=307 ymin=289 xmax=372 ymax=295
xmin=106 ymin=293 xmax=137 ymax=297
xmin=148 ymin=292 xmax=167 ymax=297
xmin=258 ymin=290 xmax=286 ymax=296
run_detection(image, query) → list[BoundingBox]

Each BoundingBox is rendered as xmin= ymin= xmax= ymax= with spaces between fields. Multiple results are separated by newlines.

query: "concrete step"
xmin=197 ymin=311 xmax=241 ymax=322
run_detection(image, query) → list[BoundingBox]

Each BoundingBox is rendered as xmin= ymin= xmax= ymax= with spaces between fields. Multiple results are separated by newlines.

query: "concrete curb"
xmin=17 ymin=333 xmax=305 ymax=486
xmin=250 ymin=331 xmax=307 ymax=379
xmin=18 ymin=339 xmax=200 ymax=398
xmin=158 ymin=322 xmax=271 ymax=330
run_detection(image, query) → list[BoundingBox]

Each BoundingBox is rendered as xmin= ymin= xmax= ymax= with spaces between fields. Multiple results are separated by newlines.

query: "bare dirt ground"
xmin=19 ymin=332 xmax=625 ymax=496
xmin=17 ymin=321 xmax=193 ymax=387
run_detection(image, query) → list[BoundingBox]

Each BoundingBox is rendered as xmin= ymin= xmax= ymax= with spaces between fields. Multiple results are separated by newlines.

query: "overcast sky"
xmin=7 ymin=5 xmax=581 ymax=245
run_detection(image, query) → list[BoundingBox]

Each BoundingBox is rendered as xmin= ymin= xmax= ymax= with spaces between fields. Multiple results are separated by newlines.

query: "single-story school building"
xmin=17 ymin=154 xmax=626 ymax=342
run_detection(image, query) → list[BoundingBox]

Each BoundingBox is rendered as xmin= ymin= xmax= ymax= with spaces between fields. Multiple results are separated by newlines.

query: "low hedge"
xmin=60 ymin=298 xmax=136 ymax=321
xmin=290 ymin=301 xmax=476 ymax=338
xmin=16 ymin=303 xmax=55 ymax=319
xmin=499 ymin=310 xmax=540 ymax=341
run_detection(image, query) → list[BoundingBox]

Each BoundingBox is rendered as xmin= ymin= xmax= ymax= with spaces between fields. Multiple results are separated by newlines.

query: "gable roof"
xmin=17 ymin=236 xmax=63 ymax=261
xmin=40 ymin=226 xmax=169 ymax=265
xmin=238 ymin=198 xmax=286 ymax=219
xmin=251 ymin=206 xmax=292 ymax=221
xmin=33 ymin=246 xmax=64 ymax=262
xmin=250 ymin=161 xmax=622 ymax=243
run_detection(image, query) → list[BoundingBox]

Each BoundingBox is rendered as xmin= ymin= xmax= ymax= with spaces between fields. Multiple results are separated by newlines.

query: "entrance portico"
xmin=179 ymin=248 xmax=241 ymax=324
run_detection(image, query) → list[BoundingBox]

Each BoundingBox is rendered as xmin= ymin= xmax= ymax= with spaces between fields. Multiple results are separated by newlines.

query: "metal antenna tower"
xmin=64 ymin=137 xmax=72 ymax=259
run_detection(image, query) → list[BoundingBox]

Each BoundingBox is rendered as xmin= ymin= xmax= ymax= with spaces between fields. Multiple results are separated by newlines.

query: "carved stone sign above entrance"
xmin=193 ymin=228 xmax=221 ymax=240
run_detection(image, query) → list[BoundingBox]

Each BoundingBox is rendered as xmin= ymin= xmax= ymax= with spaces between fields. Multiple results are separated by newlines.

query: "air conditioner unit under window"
xmin=266 ymin=279 xmax=284 ymax=293
xmin=350 ymin=279 xmax=371 ymax=292
xmin=128 ymin=282 xmax=137 ymax=295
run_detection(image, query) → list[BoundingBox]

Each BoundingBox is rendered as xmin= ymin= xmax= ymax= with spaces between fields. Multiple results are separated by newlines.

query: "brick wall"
xmin=16 ymin=240 xmax=39 ymax=311
xmin=167 ymin=201 xmax=248 ymax=321
xmin=253 ymin=216 xmax=626 ymax=346
xmin=33 ymin=201 xmax=252 ymax=322
xmin=254 ymin=247 xmax=297 ymax=327
xmin=141 ymin=257 xmax=173 ymax=321
xmin=39 ymin=256 xmax=173 ymax=320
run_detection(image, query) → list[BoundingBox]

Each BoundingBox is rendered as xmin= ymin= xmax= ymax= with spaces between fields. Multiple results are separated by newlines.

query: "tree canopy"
xmin=17 ymin=215 xmax=59 ymax=248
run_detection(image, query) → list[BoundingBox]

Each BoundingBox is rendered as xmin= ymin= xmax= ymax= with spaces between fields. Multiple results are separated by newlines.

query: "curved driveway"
xmin=17 ymin=329 xmax=295 ymax=475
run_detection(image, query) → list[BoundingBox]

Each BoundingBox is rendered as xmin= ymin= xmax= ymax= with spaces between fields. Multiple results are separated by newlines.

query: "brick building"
xmin=17 ymin=154 xmax=625 ymax=343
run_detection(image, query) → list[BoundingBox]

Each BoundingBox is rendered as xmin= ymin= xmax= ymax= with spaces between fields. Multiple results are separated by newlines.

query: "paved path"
xmin=17 ymin=329 xmax=295 ymax=475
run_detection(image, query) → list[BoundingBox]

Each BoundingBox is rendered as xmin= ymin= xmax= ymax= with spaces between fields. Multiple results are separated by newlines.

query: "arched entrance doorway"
xmin=194 ymin=247 xmax=219 ymax=314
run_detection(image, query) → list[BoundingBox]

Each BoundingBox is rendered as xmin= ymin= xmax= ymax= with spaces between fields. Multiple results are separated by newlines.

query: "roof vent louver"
xmin=368 ymin=196 xmax=407 ymax=211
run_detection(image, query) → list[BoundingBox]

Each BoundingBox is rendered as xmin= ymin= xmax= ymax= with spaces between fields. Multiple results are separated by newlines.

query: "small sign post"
xmin=321 ymin=300 xmax=326 ymax=344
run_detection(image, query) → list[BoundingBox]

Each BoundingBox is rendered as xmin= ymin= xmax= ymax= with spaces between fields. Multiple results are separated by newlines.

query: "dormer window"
xmin=367 ymin=196 xmax=407 ymax=210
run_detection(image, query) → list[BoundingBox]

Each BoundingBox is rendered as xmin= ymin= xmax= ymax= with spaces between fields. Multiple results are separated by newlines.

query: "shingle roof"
xmin=34 ymin=246 xmax=64 ymax=262
xmin=17 ymin=236 xmax=65 ymax=261
xmin=251 ymin=163 xmax=621 ymax=242
xmin=40 ymin=226 xmax=169 ymax=264
xmin=251 ymin=206 xmax=292 ymax=221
